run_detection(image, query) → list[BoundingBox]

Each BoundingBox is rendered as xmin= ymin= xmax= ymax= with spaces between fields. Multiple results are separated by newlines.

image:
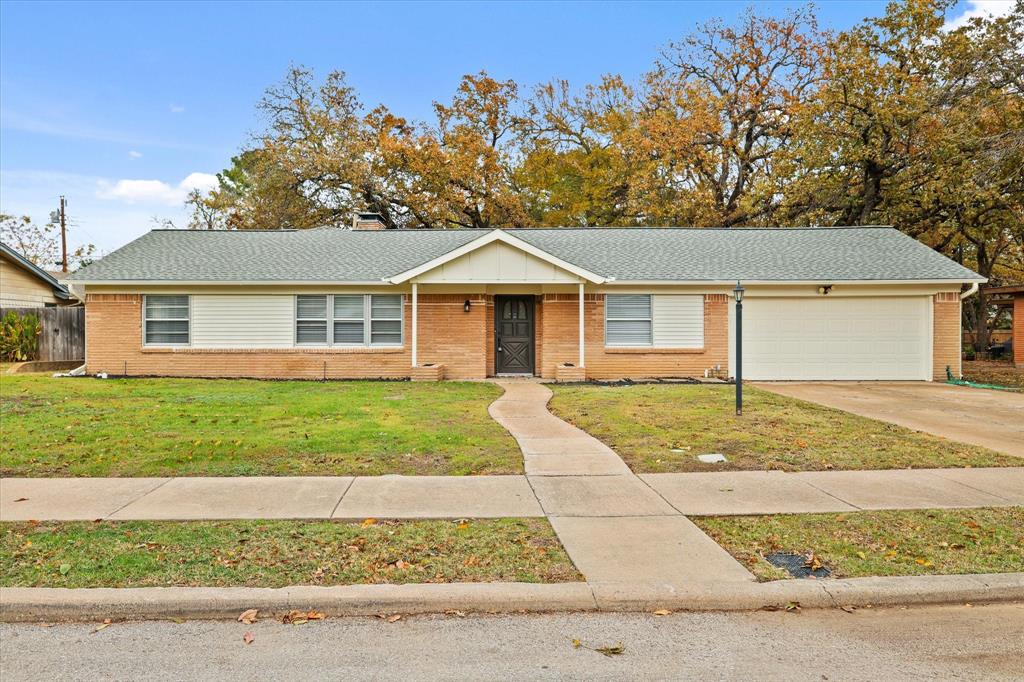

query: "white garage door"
xmin=734 ymin=297 xmax=931 ymax=381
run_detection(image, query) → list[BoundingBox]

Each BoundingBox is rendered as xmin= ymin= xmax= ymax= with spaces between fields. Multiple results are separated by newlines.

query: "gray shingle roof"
xmin=68 ymin=226 xmax=983 ymax=283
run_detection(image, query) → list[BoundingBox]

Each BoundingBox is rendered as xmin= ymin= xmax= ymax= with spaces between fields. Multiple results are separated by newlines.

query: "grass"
xmin=962 ymin=359 xmax=1024 ymax=391
xmin=547 ymin=384 xmax=1017 ymax=473
xmin=693 ymin=508 xmax=1024 ymax=581
xmin=0 ymin=374 xmax=520 ymax=477
xmin=0 ymin=518 xmax=581 ymax=588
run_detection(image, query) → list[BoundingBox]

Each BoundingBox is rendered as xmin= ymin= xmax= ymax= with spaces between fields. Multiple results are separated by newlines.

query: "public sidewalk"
xmin=2 ymin=467 xmax=1020 ymax=522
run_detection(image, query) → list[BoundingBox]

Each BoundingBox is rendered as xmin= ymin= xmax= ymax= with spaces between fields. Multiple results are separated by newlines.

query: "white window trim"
xmin=604 ymin=294 xmax=653 ymax=347
xmin=294 ymin=294 xmax=404 ymax=348
xmin=142 ymin=294 xmax=191 ymax=347
xmin=295 ymin=294 xmax=330 ymax=346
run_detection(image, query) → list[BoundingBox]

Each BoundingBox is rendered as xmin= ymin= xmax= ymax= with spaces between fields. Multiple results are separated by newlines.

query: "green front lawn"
xmin=694 ymin=508 xmax=1024 ymax=581
xmin=548 ymin=384 xmax=1017 ymax=472
xmin=0 ymin=518 xmax=581 ymax=587
xmin=0 ymin=375 xmax=520 ymax=477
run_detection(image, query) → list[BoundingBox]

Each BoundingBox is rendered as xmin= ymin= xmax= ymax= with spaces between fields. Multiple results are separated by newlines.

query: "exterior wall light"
xmin=817 ymin=285 xmax=832 ymax=295
xmin=464 ymin=299 xmax=471 ymax=313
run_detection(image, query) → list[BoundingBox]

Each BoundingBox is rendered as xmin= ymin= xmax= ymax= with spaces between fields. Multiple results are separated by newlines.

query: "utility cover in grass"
xmin=766 ymin=552 xmax=831 ymax=579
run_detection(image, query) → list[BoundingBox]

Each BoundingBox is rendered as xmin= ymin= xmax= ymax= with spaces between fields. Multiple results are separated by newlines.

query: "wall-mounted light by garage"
xmin=817 ymin=285 xmax=833 ymax=296
xmin=464 ymin=299 xmax=471 ymax=313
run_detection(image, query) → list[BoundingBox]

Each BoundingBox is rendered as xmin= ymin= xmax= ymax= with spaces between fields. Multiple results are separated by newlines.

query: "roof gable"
xmin=0 ymin=242 xmax=72 ymax=299
xmin=387 ymin=230 xmax=606 ymax=284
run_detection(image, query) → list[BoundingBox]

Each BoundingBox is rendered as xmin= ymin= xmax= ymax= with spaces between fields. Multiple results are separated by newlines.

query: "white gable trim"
xmin=385 ymin=229 xmax=608 ymax=284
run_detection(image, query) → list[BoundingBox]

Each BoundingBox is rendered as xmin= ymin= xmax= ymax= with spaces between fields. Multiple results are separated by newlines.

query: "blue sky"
xmin=0 ymin=0 xmax=1007 ymax=256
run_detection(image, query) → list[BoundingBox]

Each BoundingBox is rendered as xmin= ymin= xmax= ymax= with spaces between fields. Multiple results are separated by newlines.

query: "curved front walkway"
xmin=489 ymin=379 xmax=756 ymax=587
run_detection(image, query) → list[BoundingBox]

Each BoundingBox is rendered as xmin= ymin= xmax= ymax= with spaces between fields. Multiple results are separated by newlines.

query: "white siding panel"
xmin=416 ymin=241 xmax=579 ymax=283
xmin=652 ymin=295 xmax=704 ymax=347
xmin=191 ymin=295 xmax=294 ymax=348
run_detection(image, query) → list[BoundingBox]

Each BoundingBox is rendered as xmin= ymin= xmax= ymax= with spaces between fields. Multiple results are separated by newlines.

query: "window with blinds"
xmin=295 ymin=294 xmax=403 ymax=346
xmin=605 ymin=294 xmax=704 ymax=348
xmin=605 ymin=294 xmax=653 ymax=346
xmin=143 ymin=295 xmax=190 ymax=345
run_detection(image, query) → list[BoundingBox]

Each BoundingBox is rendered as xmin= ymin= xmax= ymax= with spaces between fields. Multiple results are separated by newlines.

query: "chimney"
xmin=352 ymin=212 xmax=387 ymax=230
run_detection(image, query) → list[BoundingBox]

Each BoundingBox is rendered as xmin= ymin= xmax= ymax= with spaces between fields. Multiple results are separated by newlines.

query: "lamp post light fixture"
xmin=733 ymin=281 xmax=745 ymax=416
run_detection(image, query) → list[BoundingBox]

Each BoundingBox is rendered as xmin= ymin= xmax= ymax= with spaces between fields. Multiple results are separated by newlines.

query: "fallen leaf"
xmin=13 ymin=497 xmax=28 ymax=502
xmin=444 ymin=609 xmax=466 ymax=618
xmin=237 ymin=608 xmax=258 ymax=624
xmin=91 ymin=619 xmax=112 ymax=634
xmin=361 ymin=518 xmax=377 ymax=527
xmin=571 ymin=638 xmax=582 ymax=649
xmin=595 ymin=643 xmax=626 ymax=657
xmin=387 ymin=614 xmax=402 ymax=623
xmin=59 ymin=563 xmax=72 ymax=575
xmin=839 ymin=605 xmax=857 ymax=613
xmin=305 ymin=610 xmax=326 ymax=620
xmin=856 ymin=551 xmax=866 ymax=560
xmin=281 ymin=610 xmax=310 ymax=625
xmin=785 ymin=601 xmax=801 ymax=612
xmin=243 ymin=631 xmax=255 ymax=645
xmin=652 ymin=609 xmax=672 ymax=616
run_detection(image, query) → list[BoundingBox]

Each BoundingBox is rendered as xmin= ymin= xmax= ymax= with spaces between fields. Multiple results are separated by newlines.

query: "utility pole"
xmin=59 ymin=196 xmax=68 ymax=273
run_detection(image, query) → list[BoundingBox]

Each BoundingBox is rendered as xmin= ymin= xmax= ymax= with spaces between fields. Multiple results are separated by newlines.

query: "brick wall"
xmin=933 ymin=291 xmax=961 ymax=380
xmin=535 ymin=293 xmax=729 ymax=380
xmin=84 ymin=293 xmax=489 ymax=380
xmin=1014 ymin=296 xmax=1023 ymax=368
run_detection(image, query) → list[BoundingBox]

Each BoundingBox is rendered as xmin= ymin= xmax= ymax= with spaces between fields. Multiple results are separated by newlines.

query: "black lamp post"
xmin=733 ymin=281 xmax=745 ymax=416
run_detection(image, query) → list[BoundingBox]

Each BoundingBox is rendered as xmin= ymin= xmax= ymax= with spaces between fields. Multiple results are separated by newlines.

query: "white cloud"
xmin=96 ymin=172 xmax=218 ymax=206
xmin=943 ymin=0 xmax=1015 ymax=31
xmin=169 ymin=104 xmax=186 ymax=113
xmin=128 ymin=150 xmax=143 ymax=159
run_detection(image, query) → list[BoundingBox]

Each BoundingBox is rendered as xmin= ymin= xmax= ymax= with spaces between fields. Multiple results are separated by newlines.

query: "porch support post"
xmin=411 ymin=282 xmax=418 ymax=367
xmin=578 ymin=282 xmax=585 ymax=368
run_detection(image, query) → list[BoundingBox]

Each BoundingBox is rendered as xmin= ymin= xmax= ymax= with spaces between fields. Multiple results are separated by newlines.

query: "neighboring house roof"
xmin=66 ymin=226 xmax=985 ymax=284
xmin=0 ymin=242 xmax=73 ymax=299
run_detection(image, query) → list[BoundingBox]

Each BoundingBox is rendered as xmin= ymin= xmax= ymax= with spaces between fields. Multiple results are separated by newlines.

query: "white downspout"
xmin=960 ymin=282 xmax=979 ymax=300
xmin=578 ymin=282 xmax=585 ymax=368
xmin=411 ymin=282 xmax=418 ymax=367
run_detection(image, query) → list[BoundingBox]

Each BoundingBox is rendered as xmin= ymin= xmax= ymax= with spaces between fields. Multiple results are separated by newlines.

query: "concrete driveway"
xmin=756 ymin=382 xmax=1024 ymax=458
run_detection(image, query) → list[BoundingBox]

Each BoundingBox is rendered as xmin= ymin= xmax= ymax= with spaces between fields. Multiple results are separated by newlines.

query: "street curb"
xmin=2 ymin=573 xmax=1021 ymax=622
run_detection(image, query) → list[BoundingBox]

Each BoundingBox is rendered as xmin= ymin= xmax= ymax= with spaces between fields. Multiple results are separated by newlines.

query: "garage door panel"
xmin=741 ymin=297 xmax=929 ymax=381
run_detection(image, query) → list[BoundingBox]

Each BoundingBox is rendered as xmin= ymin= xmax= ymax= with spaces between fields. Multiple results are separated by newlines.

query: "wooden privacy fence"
xmin=1 ymin=306 xmax=85 ymax=362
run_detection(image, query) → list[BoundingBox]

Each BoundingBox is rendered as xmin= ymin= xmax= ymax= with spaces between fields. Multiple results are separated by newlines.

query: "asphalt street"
xmin=1 ymin=603 xmax=1021 ymax=681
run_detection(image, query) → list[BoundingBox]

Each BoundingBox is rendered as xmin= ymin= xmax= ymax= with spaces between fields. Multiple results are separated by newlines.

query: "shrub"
xmin=0 ymin=310 xmax=42 ymax=361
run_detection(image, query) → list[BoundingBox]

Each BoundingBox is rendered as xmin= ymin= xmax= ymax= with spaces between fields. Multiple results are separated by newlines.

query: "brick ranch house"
xmin=66 ymin=218 xmax=984 ymax=382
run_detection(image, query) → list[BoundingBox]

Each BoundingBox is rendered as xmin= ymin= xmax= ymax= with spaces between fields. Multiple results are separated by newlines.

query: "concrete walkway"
xmin=4 ymin=468 xmax=1018 ymax=523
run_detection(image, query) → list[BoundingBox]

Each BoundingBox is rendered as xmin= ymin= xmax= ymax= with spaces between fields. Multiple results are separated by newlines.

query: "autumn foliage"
xmin=189 ymin=0 xmax=1023 ymax=342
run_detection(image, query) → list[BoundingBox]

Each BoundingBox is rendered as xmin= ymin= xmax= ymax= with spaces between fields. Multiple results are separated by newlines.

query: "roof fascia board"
xmin=607 ymin=278 xmax=988 ymax=285
xmin=73 ymin=280 xmax=392 ymax=286
xmin=387 ymin=229 xmax=607 ymax=284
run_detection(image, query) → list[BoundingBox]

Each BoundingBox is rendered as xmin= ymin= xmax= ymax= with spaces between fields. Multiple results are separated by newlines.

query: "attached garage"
xmin=732 ymin=296 xmax=932 ymax=381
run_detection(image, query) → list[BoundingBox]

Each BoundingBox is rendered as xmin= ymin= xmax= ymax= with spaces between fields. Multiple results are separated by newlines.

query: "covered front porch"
xmin=406 ymin=285 xmax=590 ymax=382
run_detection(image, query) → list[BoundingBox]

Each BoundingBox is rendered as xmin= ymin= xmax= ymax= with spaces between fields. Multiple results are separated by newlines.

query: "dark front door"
xmin=495 ymin=295 xmax=535 ymax=375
